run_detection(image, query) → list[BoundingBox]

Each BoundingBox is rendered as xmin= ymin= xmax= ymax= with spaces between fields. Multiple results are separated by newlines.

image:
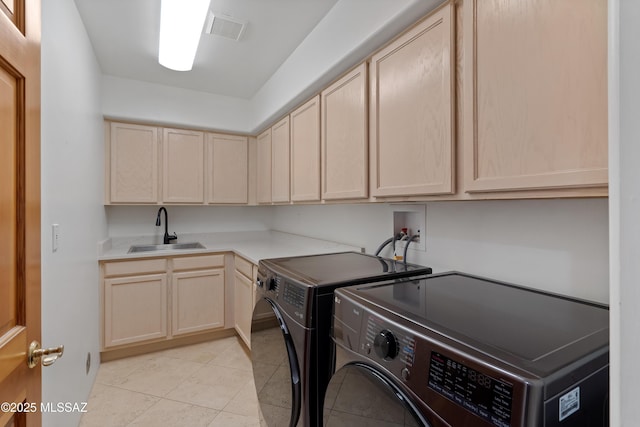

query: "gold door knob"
xmin=27 ymin=341 xmax=64 ymax=368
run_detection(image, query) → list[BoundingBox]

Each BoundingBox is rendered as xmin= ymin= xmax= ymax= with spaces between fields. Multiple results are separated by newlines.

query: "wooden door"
xmin=162 ymin=128 xmax=204 ymax=203
xmin=271 ymin=116 xmax=290 ymax=203
xmin=0 ymin=0 xmax=42 ymax=426
xmin=370 ymin=3 xmax=454 ymax=197
xmin=290 ymin=95 xmax=321 ymax=202
xmin=321 ymin=63 xmax=368 ymax=200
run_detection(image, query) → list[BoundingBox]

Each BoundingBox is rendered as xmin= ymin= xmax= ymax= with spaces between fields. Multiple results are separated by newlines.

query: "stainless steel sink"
xmin=127 ymin=242 xmax=206 ymax=253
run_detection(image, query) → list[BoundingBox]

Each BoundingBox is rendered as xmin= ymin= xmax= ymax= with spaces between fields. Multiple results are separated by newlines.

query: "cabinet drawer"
xmin=172 ymin=254 xmax=225 ymax=271
xmin=103 ymin=258 xmax=167 ymax=277
xmin=234 ymin=255 xmax=254 ymax=279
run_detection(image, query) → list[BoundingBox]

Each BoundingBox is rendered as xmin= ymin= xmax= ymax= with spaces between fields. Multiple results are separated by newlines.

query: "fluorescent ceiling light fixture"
xmin=158 ymin=0 xmax=211 ymax=71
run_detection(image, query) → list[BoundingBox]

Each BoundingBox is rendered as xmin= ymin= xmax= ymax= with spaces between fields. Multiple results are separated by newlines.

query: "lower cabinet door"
xmin=171 ymin=269 xmax=225 ymax=336
xmin=104 ymin=273 xmax=168 ymax=348
xmin=234 ymin=270 xmax=253 ymax=347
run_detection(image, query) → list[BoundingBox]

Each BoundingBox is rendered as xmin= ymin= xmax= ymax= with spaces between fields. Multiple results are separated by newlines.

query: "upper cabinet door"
xmin=256 ymin=128 xmax=272 ymax=204
xmin=206 ymin=133 xmax=248 ymax=204
xmin=462 ymin=0 xmax=608 ymax=193
xmin=162 ymin=128 xmax=205 ymax=203
xmin=109 ymin=122 xmax=160 ymax=203
xmin=321 ymin=63 xmax=369 ymax=200
xmin=290 ymin=95 xmax=321 ymax=202
xmin=271 ymin=116 xmax=291 ymax=203
xmin=370 ymin=4 xmax=454 ymax=197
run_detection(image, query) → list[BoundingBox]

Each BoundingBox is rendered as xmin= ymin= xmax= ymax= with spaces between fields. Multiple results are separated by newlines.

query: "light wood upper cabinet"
xmin=108 ymin=122 xmax=160 ymax=203
xmin=256 ymin=128 xmax=272 ymax=204
xmin=271 ymin=116 xmax=291 ymax=203
xmin=462 ymin=0 xmax=608 ymax=193
xmin=162 ymin=128 xmax=205 ymax=203
xmin=290 ymin=95 xmax=321 ymax=202
xmin=321 ymin=63 xmax=368 ymax=200
xmin=370 ymin=4 xmax=454 ymax=197
xmin=106 ymin=121 xmax=254 ymax=205
xmin=206 ymin=133 xmax=248 ymax=204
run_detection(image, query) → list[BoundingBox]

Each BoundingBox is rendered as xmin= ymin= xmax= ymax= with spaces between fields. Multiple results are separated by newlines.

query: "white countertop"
xmin=98 ymin=230 xmax=363 ymax=264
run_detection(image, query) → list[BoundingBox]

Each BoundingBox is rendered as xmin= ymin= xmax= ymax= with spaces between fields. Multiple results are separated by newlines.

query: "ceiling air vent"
xmin=204 ymin=12 xmax=246 ymax=41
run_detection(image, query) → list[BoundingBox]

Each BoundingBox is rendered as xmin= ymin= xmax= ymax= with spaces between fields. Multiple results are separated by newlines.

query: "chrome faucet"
xmin=156 ymin=207 xmax=177 ymax=244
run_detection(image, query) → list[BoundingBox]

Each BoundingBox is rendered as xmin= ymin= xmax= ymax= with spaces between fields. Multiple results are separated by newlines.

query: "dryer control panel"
xmin=332 ymin=288 xmax=524 ymax=427
xmin=365 ymin=316 xmax=416 ymax=366
xmin=257 ymin=267 xmax=313 ymax=327
xmin=333 ymin=291 xmax=419 ymax=375
xmin=427 ymin=351 xmax=513 ymax=427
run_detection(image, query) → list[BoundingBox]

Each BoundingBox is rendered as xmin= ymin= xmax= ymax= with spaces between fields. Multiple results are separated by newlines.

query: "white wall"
xmin=105 ymin=199 xmax=608 ymax=304
xmin=609 ymin=0 xmax=640 ymax=424
xmin=106 ymin=199 xmax=609 ymax=305
xmin=41 ymin=1 xmax=107 ymax=426
xmin=101 ymin=75 xmax=254 ymax=134
xmin=105 ymin=205 xmax=272 ymax=238
xmin=271 ymin=199 xmax=609 ymax=303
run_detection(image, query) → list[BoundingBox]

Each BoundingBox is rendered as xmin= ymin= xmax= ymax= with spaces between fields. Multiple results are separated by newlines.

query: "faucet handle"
xmin=168 ymin=233 xmax=178 ymax=242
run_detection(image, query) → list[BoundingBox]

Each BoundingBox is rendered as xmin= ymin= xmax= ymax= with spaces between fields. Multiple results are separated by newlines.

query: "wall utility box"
xmin=390 ymin=204 xmax=426 ymax=255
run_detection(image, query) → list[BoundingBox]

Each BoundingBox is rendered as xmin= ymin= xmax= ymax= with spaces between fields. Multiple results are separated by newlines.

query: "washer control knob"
xmin=256 ymin=278 xmax=264 ymax=288
xmin=373 ymin=330 xmax=398 ymax=360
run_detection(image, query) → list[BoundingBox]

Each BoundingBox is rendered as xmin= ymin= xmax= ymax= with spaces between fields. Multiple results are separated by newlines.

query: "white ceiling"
xmin=75 ymin=0 xmax=340 ymax=99
xmin=74 ymin=0 xmax=443 ymax=103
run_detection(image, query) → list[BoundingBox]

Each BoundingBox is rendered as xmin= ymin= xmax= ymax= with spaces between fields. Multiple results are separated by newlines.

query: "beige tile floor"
xmin=80 ymin=336 xmax=260 ymax=427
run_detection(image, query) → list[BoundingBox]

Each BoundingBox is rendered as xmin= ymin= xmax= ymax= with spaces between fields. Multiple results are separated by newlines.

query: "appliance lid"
xmin=259 ymin=252 xmax=432 ymax=287
xmin=349 ymin=272 xmax=609 ymax=368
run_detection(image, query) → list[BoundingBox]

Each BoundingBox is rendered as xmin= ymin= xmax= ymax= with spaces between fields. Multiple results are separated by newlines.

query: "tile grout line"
xmin=86 ymin=337 xmax=260 ymax=426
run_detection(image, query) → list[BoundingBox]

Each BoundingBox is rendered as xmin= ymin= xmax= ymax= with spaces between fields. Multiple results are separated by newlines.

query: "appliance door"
xmin=324 ymin=349 xmax=431 ymax=426
xmin=251 ymin=297 xmax=302 ymax=427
